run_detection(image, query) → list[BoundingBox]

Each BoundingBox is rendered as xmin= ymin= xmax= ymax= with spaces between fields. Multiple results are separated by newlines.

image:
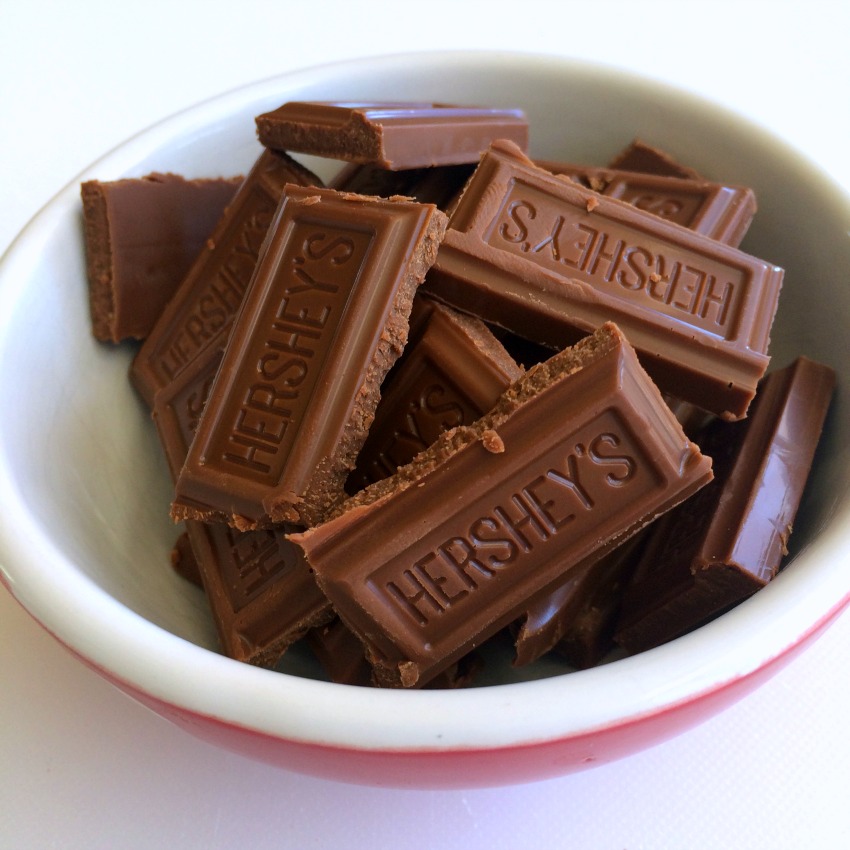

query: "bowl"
xmin=0 ymin=51 xmax=848 ymax=789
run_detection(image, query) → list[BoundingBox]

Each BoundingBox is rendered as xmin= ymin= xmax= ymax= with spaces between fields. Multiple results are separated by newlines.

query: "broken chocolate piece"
xmin=535 ymin=161 xmax=756 ymax=247
xmin=614 ymin=356 xmax=835 ymax=653
xmin=607 ymin=139 xmax=701 ymax=179
xmin=171 ymin=185 xmax=447 ymax=529
xmin=81 ymin=173 xmax=241 ymax=342
xmin=130 ymin=149 xmax=323 ymax=407
xmin=152 ymin=341 xmax=224 ymax=481
xmin=292 ymin=323 xmax=713 ymax=688
xmin=184 ymin=519 xmax=331 ymax=667
xmin=513 ymin=528 xmax=648 ymax=667
xmin=308 ymin=617 xmax=483 ymax=688
xmin=256 ymin=101 xmax=528 ymax=170
xmin=151 ymin=329 xmax=330 ymax=668
xmin=170 ymin=531 xmax=203 ymax=587
xmin=424 ymin=140 xmax=783 ymax=420
xmin=348 ymin=298 xmax=522 ymax=491
xmin=330 ymin=162 xmax=475 ymax=210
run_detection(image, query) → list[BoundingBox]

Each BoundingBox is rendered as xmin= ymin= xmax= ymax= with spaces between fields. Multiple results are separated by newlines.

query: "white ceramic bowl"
xmin=1 ymin=52 xmax=848 ymax=789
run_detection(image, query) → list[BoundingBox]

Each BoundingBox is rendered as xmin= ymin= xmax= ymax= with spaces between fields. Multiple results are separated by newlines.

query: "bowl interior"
xmin=1 ymin=52 xmax=849 ymax=746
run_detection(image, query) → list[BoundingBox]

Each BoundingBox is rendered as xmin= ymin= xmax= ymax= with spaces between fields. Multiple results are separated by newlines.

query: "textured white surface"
xmin=2 ymin=0 xmax=850 ymax=846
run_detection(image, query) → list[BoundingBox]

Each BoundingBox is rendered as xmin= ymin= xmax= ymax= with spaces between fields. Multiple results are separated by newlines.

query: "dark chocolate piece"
xmin=171 ymin=185 xmax=447 ymax=529
xmin=81 ymin=173 xmax=241 ymax=342
xmin=130 ymin=149 xmax=323 ymax=407
xmin=348 ymin=299 xmax=522 ymax=491
xmin=292 ymin=323 xmax=713 ymax=688
xmin=255 ymin=101 xmax=528 ymax=170
xmin=535 ymin=161 xmax=756 ymax=247
xmin=614 ymin=356 xmax=835 ymax=653
xmin=330 ymin=162 xmax=475 ymax=210
xmin=607 ymin=139 xmax=701 ymax=179
xmin=424 ymin=140 xmax=783 ymax=420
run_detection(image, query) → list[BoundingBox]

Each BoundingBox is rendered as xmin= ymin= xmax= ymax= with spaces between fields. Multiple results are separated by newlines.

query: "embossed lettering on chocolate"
xmin=534 ymin=161 xmax=757 ymax=247
xmin=291 ymin=323 xmax=713 ymax=688
xmin=151 ymin=338 xmax=330 ymax=669
xmin=255 ymin=102 xmax=529 ymax=170
xmin=130 ymin=149 xmax=323 ymax=407
xmin=348 ymin=298 xmax=522 ymax=491
xmin=171 ymin=185 xmax=447 ymax=529
xmin=424 ymin=140 xmax=784 ymax=420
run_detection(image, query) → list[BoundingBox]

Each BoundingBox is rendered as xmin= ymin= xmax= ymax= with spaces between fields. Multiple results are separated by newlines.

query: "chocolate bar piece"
xmin=513 ymin=529 xmax=647 ymax=668
xmin=291 ymin=323 xmax=713 ymax=688
xmin=424 ymin=140 xmax=783 ymax=420
xmin=255 ymin=101 xmax=528 ymax=170
xmin=152 ymin=341 xmax=224 ymax=481
xmin=614 ymin=356 xmax=835 ymax=653
xmin=330 ymin=162 xmax=475 ymax=210
xmin=171 ymin=185 xmax=447 ymax=529
xmin=307 ymin=617 xmax=374 ymax=686
xmin=535 ymin=161 xmax=756 ymax=247
xmin=130 ymin=149 xmax=323 ymax=407
xmin=348 ymin=298 xmax=522 ymax=491
xmin=308 ymin=618 xmax=483 ymax=688
xmin=607 ymin=139 xmax=701 ymax=179
xmin=170 ymin=532 xmax=203 ymax=587
xmin=151 ymin=331 xmax=330 ymax=668
xmin=81 ymin=173 xmax=241 ymax=342
xmin=184 ymin=519 xmax=331 ymax=667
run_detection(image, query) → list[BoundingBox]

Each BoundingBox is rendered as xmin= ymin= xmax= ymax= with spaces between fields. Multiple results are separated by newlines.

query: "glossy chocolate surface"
xmin=171 ymin=185 xmax=447 ymax=528
xmin=151 ymin=326 xmax=329 ymax=668
xmin=293 ymin=324 xmax=713 ymax=687
xmin=615 ymin=356 xmax=835 ymax=652
xmin=536 ymin=161 xmax=756 ymax=247
xmin=424 ymin=140 xmax=783 ymax=420
xmin=81 ymin=173 xmax=241 ymax=343
xmin=348 ymin=298 xmax=521 ymax=490
xmin=513 ymin=529 xmax=647 ymax=667
xmin=130 ymin=149 xmax=322 ymax=406
xmin=184 ymin=519 xmax=330 ymax=667
xmin=256 ymin=101 xmax=528 ymax=170
xmin=607 ymin=139 xmax=701 ymax=179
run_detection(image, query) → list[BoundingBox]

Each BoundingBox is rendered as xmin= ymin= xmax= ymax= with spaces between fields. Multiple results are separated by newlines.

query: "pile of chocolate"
xmin=81 ymin=102 xmax=834 ymax=688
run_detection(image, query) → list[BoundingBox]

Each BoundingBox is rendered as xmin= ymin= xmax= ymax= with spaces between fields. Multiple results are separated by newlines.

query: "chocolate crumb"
xmin=481 ymin=429 xmax=505 ymax=453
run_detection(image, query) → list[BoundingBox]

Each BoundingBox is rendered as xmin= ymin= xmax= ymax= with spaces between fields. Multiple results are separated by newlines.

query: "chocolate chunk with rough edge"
xmin=130 ymin=149 xmax=323 ymax=407
xmin=423 ymin=139 xmax=783 ymax=420
xmin=81 ymin=173 xmax=241 ymax=342
xmin=171 ymin=185 xmax=447 ymax=529
xmin=291 ymin=323 xmax=713 ymax=688
xmin=614 ymin=356 xmax=835 ymax=653
xmin=330 ymin=162 xmax=475 ymax=211
xmin=607 ymin=139 xmax=701 ymax=179
xmin=348 ymin=298 xmax=522 ymax=491
xmin=151 ymin=329 xmax=330 ymax=669
xmin=255 ymin=101 xmax=528 ymax=170
xmin=535 ymin=160 xmax=756 ymax=247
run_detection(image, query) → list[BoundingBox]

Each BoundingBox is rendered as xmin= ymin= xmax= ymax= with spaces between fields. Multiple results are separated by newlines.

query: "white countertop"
xmin=3 ymin=1 xmax=850 ymax=846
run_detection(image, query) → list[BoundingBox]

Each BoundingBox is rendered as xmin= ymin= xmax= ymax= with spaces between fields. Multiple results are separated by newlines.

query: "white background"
xmin=2 ymin=1 xmax=849 ymax=846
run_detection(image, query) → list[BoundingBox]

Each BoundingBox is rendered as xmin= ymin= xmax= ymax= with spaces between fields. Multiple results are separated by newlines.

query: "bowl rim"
xmin=1 ymin=49 xmax=849 ymax=754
